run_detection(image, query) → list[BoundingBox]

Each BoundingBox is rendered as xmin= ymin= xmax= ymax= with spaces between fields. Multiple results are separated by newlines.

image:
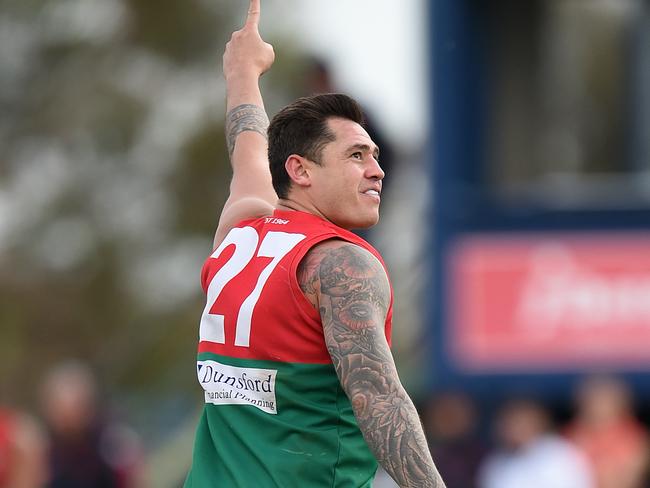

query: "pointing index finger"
xmin=245 ymin=0 xmax=261 ymax=28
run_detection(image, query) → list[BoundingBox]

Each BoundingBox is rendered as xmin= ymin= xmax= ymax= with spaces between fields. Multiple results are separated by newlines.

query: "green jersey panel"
xmin=184 ymin=353 xmax=377 ymax=487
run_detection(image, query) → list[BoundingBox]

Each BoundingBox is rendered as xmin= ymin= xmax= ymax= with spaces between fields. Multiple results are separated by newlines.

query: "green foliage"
xmin=0 ymin=0 xmax=307 ymax=421
xmin=172 ymin=120 xmax=229 ymax=234
xmin=125 ymin=0 xmax=233 ymax=63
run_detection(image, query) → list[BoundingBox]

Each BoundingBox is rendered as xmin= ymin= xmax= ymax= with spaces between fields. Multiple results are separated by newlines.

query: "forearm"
xmin=221 ymin=49 xmax=273 ymax=192
xmin=221 ymin=1 xmax=275 ymax=168
xmin=226 ymin=74 xmax=264 ymax=113
xmin=222 ymin=88 xmax=275 ymax=211
xmin=225 ymin=76 xmax=268 ymax=160
xmin=225 ymin=103 xmax=268 ymax=161
xmin=351 ymin=382 xmax=445 ymax=488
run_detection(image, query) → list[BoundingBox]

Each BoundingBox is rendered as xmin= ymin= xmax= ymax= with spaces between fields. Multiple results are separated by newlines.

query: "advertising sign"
xmin=449 ymin=233 xmax=650 ymax=371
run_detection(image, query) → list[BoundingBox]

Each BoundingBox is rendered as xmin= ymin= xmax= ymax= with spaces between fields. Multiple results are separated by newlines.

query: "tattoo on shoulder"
xmin=297 ymin=245 xmax=329 ymax=309
xmin=319 ymin=244 xmax=389 ymax=335
xmin=225 ymin=104 xmax=269 ymax=158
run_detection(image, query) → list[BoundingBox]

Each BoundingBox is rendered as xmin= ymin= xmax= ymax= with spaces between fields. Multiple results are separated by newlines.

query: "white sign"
xmin=197 ymin=360 xmax=278 ymax=414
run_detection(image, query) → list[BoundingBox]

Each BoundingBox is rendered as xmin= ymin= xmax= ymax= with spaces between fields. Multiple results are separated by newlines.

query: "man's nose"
xmin=367 ymin=157 xmax=385 ymax=180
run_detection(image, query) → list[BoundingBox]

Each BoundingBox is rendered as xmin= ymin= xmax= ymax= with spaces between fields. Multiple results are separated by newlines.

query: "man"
xmin=40 ymin=361 xmax=143 ymax=488
xmin=478 ymin=398 xmax=593 ymax=488
xmin=184 ymin=2 xmax=445 ymax=487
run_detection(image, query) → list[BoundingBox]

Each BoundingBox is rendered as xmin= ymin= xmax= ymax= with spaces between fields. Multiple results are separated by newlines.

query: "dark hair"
xmin=268 ymin=93 xmax=365 ymax=199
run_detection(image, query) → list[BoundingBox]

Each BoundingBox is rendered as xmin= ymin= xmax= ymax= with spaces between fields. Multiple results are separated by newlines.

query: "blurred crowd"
xmin=1 ymin=361 xmax=143 ymax=488
xmin=421 ymin=375 xmax=650 ymax=488
xmin=4 ymin=365 xmax=650 ymax=488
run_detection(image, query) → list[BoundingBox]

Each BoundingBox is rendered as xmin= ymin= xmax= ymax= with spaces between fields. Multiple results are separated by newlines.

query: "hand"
xmin=223 ymin=0 xmax=275 ymax=82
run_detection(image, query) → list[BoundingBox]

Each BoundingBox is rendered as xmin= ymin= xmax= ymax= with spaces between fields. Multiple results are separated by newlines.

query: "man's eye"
xmin=351 ymin=152 xmax=362 ymax=159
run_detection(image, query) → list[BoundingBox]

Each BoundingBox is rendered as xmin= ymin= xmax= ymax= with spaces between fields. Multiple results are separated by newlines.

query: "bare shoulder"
xmin=297 ymin=239 xmax=389 ymax=319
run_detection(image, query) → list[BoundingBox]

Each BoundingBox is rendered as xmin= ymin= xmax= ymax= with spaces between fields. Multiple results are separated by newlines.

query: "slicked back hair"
xmin=267 ymin=93 xmax=365 ymax=199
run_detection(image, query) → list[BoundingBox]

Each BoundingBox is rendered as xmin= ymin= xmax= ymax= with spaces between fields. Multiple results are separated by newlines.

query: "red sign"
xmin=449 ymin=233 xmax=650 ymax=372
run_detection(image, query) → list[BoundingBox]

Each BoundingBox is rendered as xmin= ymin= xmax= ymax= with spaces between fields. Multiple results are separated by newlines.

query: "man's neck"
xmin=276 ymin=198 xmax=328 ymax=222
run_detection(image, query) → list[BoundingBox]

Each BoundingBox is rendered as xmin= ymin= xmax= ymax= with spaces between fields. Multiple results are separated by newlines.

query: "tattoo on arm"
xmin=225 ymin=103 xmax=269 ymax=158
xmin=299 ymin=242 xmax=445 ymax=488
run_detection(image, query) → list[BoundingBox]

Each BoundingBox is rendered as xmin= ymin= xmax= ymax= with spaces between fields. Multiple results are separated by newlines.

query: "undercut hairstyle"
xmin=267 ymin=93 xmax=365 ymax=199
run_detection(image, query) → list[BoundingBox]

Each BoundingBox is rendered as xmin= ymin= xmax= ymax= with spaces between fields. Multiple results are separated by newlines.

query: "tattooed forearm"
xmin=225 ymin=103 xmax=269 ymax=158
xmin=301 ymin=241 xmax=446 ymax=488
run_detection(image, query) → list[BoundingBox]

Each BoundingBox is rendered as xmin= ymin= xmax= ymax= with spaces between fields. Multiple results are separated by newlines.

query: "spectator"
xmin=566 ymin=375 xmax=649 ymax=488
xmin=478 ymin=397 xmax=593 ymax=488
xmin=0 ymin=406 xmax=47 ymax=487
xmin=424 ymin=391 xmax=486 ymax=488
xmin=40 ymin=361 xmax=143 ymax=488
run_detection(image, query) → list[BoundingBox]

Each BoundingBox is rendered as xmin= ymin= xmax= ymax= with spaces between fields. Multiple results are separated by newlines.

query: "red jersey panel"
xmin=197 ymin=209 xmax=393 ymax=364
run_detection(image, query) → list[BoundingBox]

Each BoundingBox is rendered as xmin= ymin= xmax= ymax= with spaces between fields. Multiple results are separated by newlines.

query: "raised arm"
xmin=298 ymin=240 xmax=446 ymax=488
xmin=215 ymin=0 xmax=277 ymax=247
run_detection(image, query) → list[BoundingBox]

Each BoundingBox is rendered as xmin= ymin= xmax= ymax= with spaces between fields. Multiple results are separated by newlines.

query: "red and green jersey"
xmin=184 ymin=209 xmax=393 ymax=487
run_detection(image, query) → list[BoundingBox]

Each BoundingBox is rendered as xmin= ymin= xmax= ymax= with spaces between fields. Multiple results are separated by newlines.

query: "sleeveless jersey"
xmin=185 ymin=209 xmax=393 ymax=488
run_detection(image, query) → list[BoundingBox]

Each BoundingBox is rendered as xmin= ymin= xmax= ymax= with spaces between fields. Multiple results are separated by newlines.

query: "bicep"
xmin=313 ymin=243 xmax=398 ymax=403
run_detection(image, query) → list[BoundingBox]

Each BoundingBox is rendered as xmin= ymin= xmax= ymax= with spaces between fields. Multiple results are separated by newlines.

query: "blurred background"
xmin=1 ymin=0 xmax=649 ymax=487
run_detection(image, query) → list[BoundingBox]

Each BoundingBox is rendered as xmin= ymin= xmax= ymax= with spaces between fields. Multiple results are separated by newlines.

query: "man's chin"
xmin=344 ymin=213 xmax=379 ymax=230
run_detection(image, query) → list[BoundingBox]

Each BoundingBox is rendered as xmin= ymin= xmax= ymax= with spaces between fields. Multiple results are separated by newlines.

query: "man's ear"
xmin=285 ymin=155 xmax=312 ymax=188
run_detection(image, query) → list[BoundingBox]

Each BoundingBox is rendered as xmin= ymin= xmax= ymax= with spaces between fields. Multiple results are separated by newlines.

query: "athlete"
xmin=184 ymin=1 xmax=446 ymax=487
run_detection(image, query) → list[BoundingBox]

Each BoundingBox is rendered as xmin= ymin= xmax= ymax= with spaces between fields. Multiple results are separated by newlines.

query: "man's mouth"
xmin=362 ymin=189 xmax=381 ymax=202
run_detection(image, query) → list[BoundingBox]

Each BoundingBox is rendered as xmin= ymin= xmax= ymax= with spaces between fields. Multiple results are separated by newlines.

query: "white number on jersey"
xmin=199 ymin=227 xmax=305 ymax=347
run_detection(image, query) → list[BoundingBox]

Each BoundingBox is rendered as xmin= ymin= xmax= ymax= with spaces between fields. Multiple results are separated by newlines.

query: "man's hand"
xmin=223 ymin=0 xmax=275 ymax=83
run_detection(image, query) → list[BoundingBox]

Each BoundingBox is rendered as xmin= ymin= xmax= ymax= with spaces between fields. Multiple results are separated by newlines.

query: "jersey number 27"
xmin=199 ymin=227 xmax=305 ymax=347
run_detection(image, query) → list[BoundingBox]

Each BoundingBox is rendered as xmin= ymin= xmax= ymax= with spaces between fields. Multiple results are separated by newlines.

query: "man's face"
xmin=307 ymin=117 xmax=384 ymax=229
